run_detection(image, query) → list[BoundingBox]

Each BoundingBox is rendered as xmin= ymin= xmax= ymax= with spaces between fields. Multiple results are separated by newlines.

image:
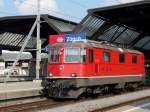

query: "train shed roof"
xmin=0 ymin=14 xmax=77 ymax=51
xmin=88 ymin=0 xmax=150 ymax=35
xmin=73 ymin=0 xmax=150 ymax=58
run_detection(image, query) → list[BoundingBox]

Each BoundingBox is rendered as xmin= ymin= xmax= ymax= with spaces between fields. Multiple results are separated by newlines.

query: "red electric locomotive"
xmin=44 ymin=34 xmax=145 ymax=98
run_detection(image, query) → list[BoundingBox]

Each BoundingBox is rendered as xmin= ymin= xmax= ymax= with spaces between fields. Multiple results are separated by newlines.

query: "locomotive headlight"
xmin=59 ymin=65 xmax=64 ymax=71
xmin=70 ymin=73 xmax=77 ymax=77
xmin=49 ymin=73 xmax=53 ymax=77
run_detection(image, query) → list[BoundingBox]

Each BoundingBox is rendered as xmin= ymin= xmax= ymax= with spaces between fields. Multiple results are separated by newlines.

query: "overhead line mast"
xmin=36 ymin=0 xmax=41 ymax=80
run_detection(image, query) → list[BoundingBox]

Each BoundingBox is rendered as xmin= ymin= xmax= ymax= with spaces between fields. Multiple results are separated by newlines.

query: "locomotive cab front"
xmin=45 ymin=44 xmax=93 ymax=98
xmin=48 ymin=45 xmax=88 ymax=78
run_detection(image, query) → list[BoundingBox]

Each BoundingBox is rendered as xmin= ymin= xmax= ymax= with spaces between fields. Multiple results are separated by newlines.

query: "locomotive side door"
xmin=86 ymin=48 xmax=95 ymax=77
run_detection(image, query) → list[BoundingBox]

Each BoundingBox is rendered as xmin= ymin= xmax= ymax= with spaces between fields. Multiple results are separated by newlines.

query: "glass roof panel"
xmin=78 ymin=15 xmax=105 ymax=36
xmin=134 ymin=36 xmax=150 ymax=48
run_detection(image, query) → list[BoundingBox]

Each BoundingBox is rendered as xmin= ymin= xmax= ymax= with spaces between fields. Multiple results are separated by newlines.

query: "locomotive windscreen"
xmin=49 ymin=47 xmax=86 ymax=63
xmin=64 ymin=48 xmax=86 ymax=63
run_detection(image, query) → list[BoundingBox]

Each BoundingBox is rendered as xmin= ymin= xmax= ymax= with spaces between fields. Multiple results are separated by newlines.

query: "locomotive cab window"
xmin=132 ymin=56 xmax=137 ymax=64
xmin=103 ymin=52 xmax=111 ymax=62
xmin=119 ymin=54 xmax=125 ymax=63
xmin=49 ymin=48 xmax=60 ymax=63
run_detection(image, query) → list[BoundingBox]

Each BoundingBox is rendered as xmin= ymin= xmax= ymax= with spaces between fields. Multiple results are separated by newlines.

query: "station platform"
xmin=0 ymin=76 xmax=34 ymax=83
xmin=0 ymin=80 xmax=43 ymax=100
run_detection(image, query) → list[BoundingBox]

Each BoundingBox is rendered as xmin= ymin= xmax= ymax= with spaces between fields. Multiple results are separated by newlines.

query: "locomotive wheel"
xmin=52 ymin=87 xmax=60 ymax=96
xmin=47 ymin=87 xmax=60 ymax=98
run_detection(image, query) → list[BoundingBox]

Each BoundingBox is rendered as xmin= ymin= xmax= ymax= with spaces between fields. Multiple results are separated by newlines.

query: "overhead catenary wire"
xmin=13 ymin=0 xmax=82 ymax=21
xmin=12 ymin=0 xmax=128 ymax=22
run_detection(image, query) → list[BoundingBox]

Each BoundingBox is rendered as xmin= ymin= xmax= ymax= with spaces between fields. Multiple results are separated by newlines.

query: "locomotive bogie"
xmin=44 ymin=75 xmax=144 ymax=98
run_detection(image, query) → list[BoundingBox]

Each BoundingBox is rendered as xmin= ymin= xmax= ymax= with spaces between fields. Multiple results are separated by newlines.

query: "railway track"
xmin=92 ymin=96 xmax=150 ymax=112
xmin=0 ymin=99 xmax=73 ymax=112
xmin=0 ymin=86 xmax=149 ymax=112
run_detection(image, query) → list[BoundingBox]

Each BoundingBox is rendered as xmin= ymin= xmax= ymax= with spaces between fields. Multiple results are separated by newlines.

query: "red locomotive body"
xmin=44 ymin=36 xmax=145 ymax=98
xmin=48 ymin=45 xmax=144 ymax=78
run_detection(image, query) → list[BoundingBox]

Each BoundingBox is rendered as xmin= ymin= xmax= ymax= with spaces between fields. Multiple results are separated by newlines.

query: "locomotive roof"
xmin=49 ymin=40 xmax=143 ymax=55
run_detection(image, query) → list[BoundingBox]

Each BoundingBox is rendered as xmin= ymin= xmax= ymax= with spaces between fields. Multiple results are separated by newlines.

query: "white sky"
xmin=0 ymin=0 xmax=3 ymax=7
xmin=14 ymin=0 xmax=141 ymax=14
xmin=0 ymin=0 xmax=143 ymax=22
xmin=14 ymin=0 xmax=58 ymax=15
xmin=120 ymin=0 xmax=141 ymax=3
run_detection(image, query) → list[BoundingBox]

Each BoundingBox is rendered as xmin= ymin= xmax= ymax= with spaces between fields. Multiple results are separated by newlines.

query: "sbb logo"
xmin=57 ymin=37 xmax=64 ymax=43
